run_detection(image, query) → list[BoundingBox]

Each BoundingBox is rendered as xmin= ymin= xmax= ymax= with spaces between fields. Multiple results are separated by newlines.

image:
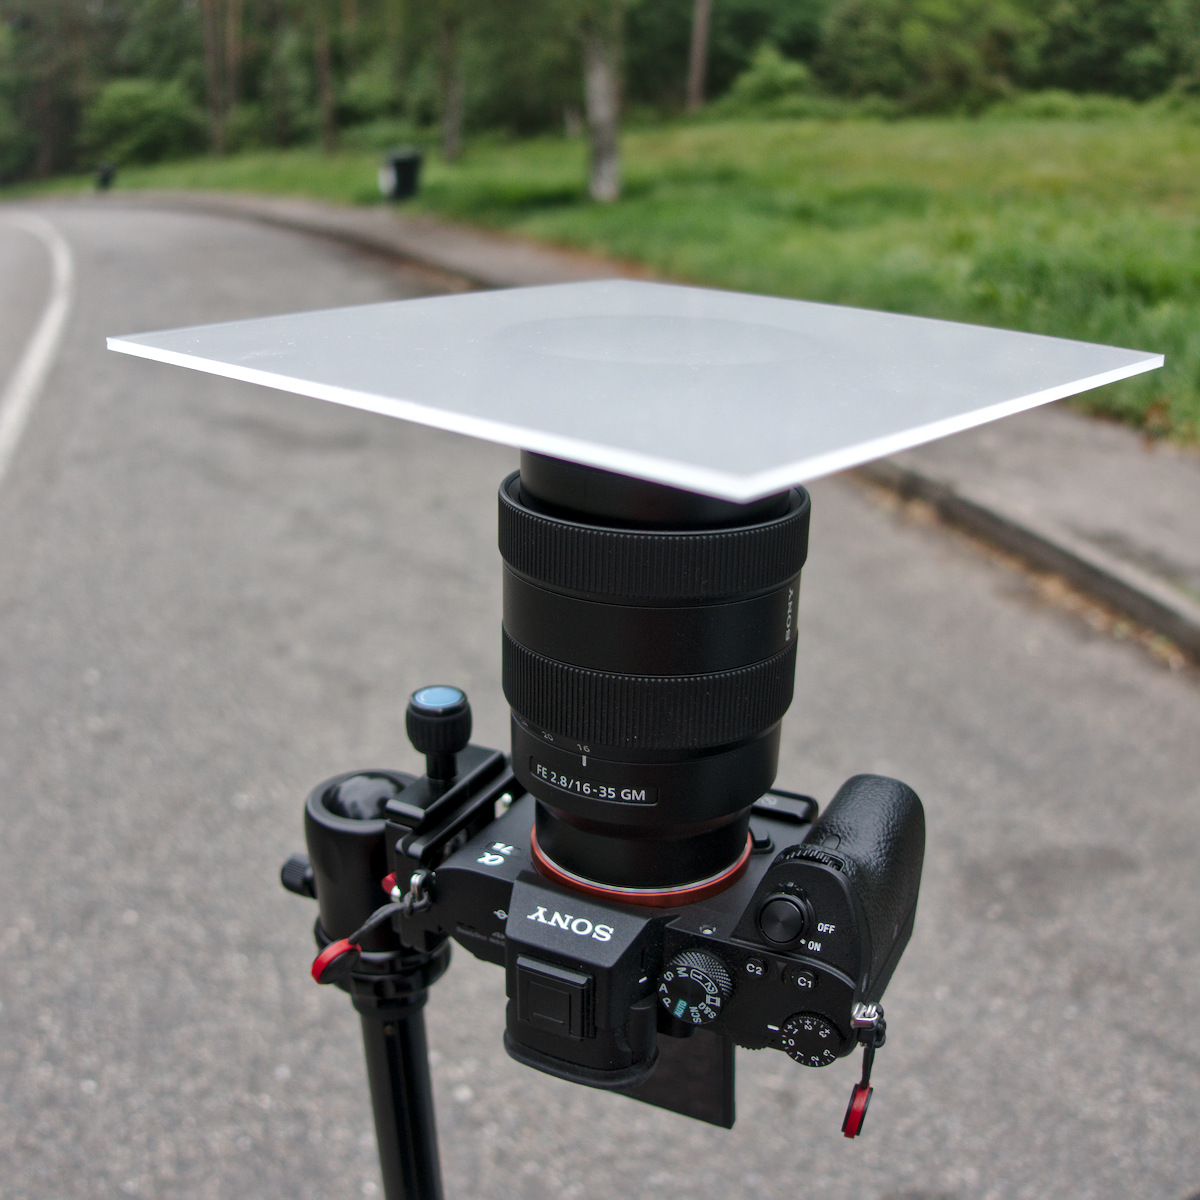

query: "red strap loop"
xmin=311 ymin=938 xmax=360 ymax=984
xmin=842 ymin=1083 xmax=872 ymax=1138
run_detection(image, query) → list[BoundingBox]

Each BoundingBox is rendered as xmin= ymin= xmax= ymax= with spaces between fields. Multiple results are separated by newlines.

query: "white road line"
xmin=0 ymin=212 xmax=75 ymax=487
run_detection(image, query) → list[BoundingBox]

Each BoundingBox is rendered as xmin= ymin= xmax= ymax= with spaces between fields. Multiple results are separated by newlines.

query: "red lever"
xmin=842 ymin=1082 xmax=872 ymax=1138
xmin=311 ymin=938 xmax=361 ymax=984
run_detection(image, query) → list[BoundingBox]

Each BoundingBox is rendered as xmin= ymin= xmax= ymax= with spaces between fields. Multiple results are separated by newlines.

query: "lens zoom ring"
xmin=503 ymin=631 xmax=797 ymax=751
xmin=499 ymin=477 xmax=809 ymax=601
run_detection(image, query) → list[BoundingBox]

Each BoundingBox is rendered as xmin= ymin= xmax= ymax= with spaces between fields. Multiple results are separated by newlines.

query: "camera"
xmin=114 ymin=271 xmax=1159 ymax=1199
xmin=288 ymin=453 xmax=924 ymax=1140
xmin=395 ymin=764 xmax=922 ymax=1107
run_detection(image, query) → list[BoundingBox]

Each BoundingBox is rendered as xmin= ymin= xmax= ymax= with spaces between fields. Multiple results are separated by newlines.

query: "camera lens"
xmin=500 ymin=453 xmax=809 ymax=901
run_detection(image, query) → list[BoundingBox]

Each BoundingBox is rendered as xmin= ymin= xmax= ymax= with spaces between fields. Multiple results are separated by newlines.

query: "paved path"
xmin=0 ymin=202 xmax=1197 ymax=1200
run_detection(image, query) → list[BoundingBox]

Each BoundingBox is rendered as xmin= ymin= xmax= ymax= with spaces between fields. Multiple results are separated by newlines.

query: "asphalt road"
xmin=1 ymin=202 xmax=1198 ymax=1200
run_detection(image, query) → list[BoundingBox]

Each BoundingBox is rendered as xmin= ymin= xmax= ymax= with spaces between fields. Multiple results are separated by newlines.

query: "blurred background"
xmin=2 ymin=4 xmax=1200 ymax=1200
xmin=2 ymin=0 xmax=1200 ymax=443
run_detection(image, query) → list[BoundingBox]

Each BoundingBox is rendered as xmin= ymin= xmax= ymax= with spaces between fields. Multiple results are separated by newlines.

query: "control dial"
xmin=658 ymin=950 xmax=734 ymax=1026
xmin=779 ymin=1012 xmax=843 ymax=1067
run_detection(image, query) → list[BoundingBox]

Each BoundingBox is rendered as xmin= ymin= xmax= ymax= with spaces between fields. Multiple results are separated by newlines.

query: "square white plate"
xmin=109 ymin=280 xmax=1162 ymax=501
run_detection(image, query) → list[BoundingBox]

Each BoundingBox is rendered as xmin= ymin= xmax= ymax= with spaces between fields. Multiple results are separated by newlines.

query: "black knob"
xmin=779 ymin=1012 xmax=843 ymax=1067
xmin=280 ymin=853 xmax=316 ymax=898
xmin=406 ymin=685 xmax=472 ymax=780
xmin=658 ymin=950 xmax=734 ymax=1026
xmin=757 ymin=892 xmax=813 ymax=945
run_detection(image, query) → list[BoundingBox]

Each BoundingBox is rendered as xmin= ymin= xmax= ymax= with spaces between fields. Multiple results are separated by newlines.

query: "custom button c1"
xmin=784 ymin=965 xmax=817 ymax=990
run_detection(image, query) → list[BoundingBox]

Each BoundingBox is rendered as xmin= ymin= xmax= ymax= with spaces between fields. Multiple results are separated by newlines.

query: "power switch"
xmin=757 ymin=894 xmax=813 ymax=945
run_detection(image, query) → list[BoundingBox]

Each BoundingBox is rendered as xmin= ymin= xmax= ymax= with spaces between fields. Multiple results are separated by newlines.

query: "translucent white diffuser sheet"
xmin=108 ymin=280 xmax=1162 ymax=502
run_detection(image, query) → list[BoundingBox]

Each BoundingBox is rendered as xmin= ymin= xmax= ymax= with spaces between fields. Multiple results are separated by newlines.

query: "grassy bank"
xmin=15 ymin=112 xmax=1200 ymax=441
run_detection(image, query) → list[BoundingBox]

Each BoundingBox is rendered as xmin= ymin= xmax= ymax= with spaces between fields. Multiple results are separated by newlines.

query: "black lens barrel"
xmin=500 ymin=458 xmax=809 ymax=893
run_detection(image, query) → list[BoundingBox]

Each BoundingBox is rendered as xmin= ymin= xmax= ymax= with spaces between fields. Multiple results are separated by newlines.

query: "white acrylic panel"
xmin=109 ymin=280 xmax=1162 ymax=501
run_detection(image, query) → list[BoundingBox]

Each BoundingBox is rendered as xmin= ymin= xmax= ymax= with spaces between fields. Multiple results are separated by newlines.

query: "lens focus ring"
xmin=499 ymin=473 xmax=809 ymax=602
xmin=503 ymin=629 xmax=797 ymax=751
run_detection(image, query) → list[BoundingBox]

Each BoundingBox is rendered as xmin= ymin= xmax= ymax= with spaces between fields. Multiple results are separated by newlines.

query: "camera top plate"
xmin=108 ymin=280 xmax=1160 ymax=502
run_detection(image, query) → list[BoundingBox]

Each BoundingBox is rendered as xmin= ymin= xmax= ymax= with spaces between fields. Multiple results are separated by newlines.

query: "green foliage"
xmin=460 ymin=1 xmax=579 ymax=135
xmin=224 ymin=102 xmax=271 ymax=153
xmin=81 ymin=77 xmax=205 ymax=164
xmin=724 ymin=44 xmax=813 ymax=108
xmin=9 ymin=0 xmax=1200 ymax=181
xmin=1030 ymin=0 xmax=1174 ymax=99
xmin=262 ymin=25 xmax=316 ymax=147
xmin=0 ymin=99 xmax=34 ymax=181
xmin=1157 ymin=0 xmax=1200 ymax=93
xmin=0 ymin=0 xmax=94 ymax=175
xmin=815 ymin=0 xmax=1043 ymax=112
xmin=341 ymin=51 xmax=402 ymax=125
xmin=339 ymin=117 xmax=426 ymax=151
xmin=984 ymin=89 xmax=1143 ymax=121
xmin=625 ymin=0 xmax=833 ymax=108
xmin=112 ymin=0 xmax=203 ymax=90
xmin=0 ymin=22 xmax=33 ymax=180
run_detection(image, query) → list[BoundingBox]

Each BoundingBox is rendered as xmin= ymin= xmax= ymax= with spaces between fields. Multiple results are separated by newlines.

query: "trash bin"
xmin=379 ymin=148 xmax=423 ymax=201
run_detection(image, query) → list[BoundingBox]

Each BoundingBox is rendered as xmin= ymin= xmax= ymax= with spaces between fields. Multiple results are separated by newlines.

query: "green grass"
xmin=14 ymin=112 xmax=1200 ymax=441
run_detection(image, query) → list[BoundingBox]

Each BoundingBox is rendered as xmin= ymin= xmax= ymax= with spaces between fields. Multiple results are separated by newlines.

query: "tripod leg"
xmin=358 ymin=994 xmax=444 ymax=1200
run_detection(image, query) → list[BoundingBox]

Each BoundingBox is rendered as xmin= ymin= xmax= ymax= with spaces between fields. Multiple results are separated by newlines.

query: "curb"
xmin=86 ymin=189 xmax=638 ymax=291
xmin=57 ymin=189 xmax=1200 ymax=664
xmin=860 ymin=460 xmax=1200 ymax=662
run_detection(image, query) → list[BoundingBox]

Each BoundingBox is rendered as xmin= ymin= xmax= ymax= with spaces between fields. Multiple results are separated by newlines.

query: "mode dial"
xmin=779 ymin=1012 xmax=843 ymax=1067
xmin=658 ymin=950 xmax=734 ymax=1026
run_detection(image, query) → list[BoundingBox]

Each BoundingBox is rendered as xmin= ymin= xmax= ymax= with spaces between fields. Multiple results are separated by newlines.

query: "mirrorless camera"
xmin=114 ymin=275 xmax=1157 ymax=1199
xmin=288 ymin=454 xmax=924 ymax=1137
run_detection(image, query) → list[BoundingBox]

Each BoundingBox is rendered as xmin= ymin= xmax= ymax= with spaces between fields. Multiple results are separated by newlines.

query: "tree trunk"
xmin=438 ymin=11 xmax=464 ymax=162
xmin=581 ymin=20 xmax=621 ymax=202
xmin=200 ymin=0 xmax=226 ymax=153
xmin=32 ymin=76 xmax=56 ymax=177
xmin=686 ymin=0 xmax=713 ymax=113
xmin=225 ymin=0 xmax=244 ymax=119
xmin=314 ymin=14 xmax=338 ymax=152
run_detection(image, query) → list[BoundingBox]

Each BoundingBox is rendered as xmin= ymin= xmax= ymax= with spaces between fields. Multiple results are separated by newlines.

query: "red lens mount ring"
xmin=530 ymin=828 xmax=753 ymax=908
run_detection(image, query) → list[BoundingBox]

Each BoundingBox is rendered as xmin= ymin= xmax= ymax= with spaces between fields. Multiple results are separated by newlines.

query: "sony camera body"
xmin=385 ymin=750 xmax=923 ymax=1124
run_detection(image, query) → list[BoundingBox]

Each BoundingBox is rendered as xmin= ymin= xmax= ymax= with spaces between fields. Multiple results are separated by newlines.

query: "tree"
xmin=82 ymin=77 xmax=205 ymax=163
xmin=1031 ymin=0 xmax=1174 ymax=99
xmin=815 ymin=0 xmax=1043 ymax=111
xmin=0 ymin=0 xmax=91 ymax=176
xmin=625 ymin=0 xmax=832 ymax=110
xmin=196 ymin=0 xmax=247 ymax=153
xmin=469 ymin=0 xmax=628 ymax=199
xmin=199 ymin=0 xmax=226 ymax=151
xmin=434 ymin=0 xmax=465 ymax=162
xmin=1156 ymin=0 xmax=1200 ymax=91
xmin=579 ymin=1 xmax=623 ymax=200
xmin=686 ymin=0 xmax=713 ymax=111
xmin=309 ymin=0 xmax=338 ymax=151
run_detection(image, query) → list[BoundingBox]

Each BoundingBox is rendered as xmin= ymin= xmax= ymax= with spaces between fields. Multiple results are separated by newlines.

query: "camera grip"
xmin=805 ymin=775 xmax=925 ymax=999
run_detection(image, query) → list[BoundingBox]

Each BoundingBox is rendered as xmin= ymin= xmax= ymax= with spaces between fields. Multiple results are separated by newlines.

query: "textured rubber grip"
xmin=498 ymin=474 xmax=809 ymax=602
xmin=503 ymin=629 xmax=797 ymax=751
xmin=790 ymin=775 xmax=924 ymax=996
